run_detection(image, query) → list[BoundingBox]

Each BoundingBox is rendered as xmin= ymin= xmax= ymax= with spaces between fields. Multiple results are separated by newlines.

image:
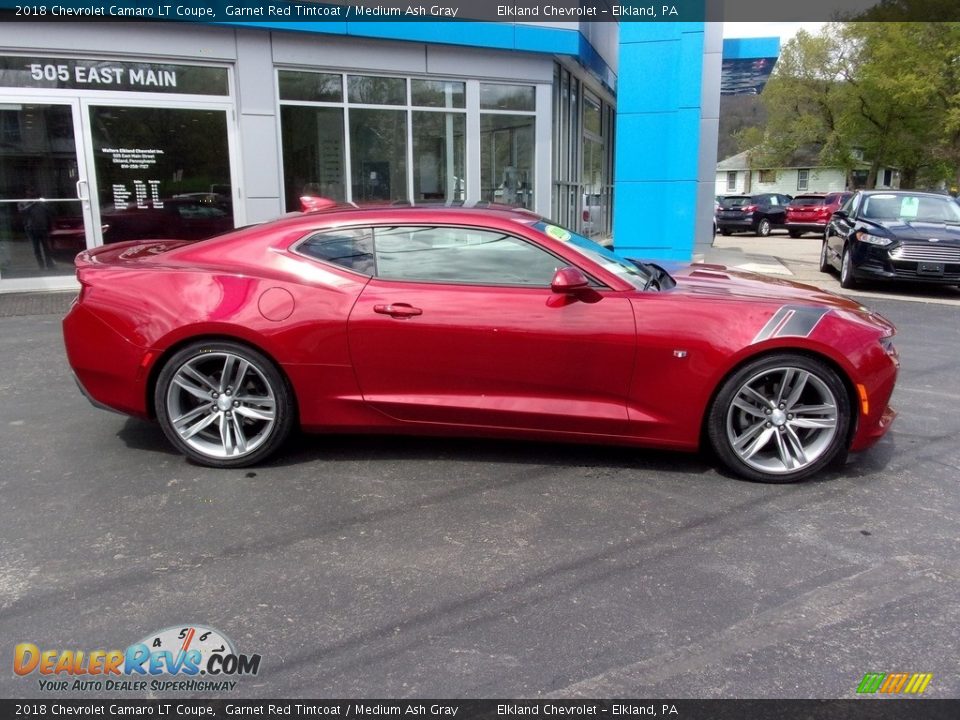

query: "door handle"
xmin=373 ymin=303 xmax=423 ymax=318
xmin=75 ymin=179 xmax=89 ymax=201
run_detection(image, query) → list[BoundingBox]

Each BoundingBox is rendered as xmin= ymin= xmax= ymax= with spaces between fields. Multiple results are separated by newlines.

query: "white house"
xmin=715 ymin=149 xmax=900 ymax=197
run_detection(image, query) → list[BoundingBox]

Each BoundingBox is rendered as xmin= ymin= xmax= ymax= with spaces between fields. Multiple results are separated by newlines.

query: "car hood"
xmin=868 ymin=219 xmax=960 ymax=243
xmin=657 ymin=262 xmax=869 ymax=311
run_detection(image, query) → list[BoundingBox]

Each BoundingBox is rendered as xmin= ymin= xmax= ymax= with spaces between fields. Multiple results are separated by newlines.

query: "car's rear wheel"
xmin=840 ymin=245 xmax=857 ymax=289
xmin=757 ymin=218 xmax=772 ymax=237
xmin=707 ymin=354 xmax=851 ymax=483
xmin=788 ymin=230 xmax=802 ymax=238
xmin=155 ymin=340 xmax=294 ymax=468
xmin=720 ymin=229 xmax=732 ymax=236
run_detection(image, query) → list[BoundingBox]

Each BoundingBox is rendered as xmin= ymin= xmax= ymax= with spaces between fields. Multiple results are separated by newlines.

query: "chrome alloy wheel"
xmin=165 ymin=351 xmax=277 ymax=460
xmin=725 ymin=366 xmax=839 ymax=475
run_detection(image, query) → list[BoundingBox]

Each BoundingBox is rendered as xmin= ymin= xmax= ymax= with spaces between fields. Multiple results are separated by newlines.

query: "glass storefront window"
xmin=89 ymin=106 xmax=234 ymax=243
xmin=0 ymin=103 xmax=84 ymax=279
xmin=481 ymin=114 xmax=534 ymax=209
xmin=413 ymin=112 xmax=465 ymax=202
xmin=281 ymin=106 xmax=346 ymax=210
xmin=584 ymin=93 xmax=602 ymax=137
xmin=278 ymin=71 xmax=342 ymax=103
xmin=350 ymin=108 xmax=407 ymax=202
xmin=480 ymin=83 xmax=535 ymax=111
xmin=347 ymin=75 xmax=406 ymax=106
xmin=411 ymin=80 xmax=465 ymax=109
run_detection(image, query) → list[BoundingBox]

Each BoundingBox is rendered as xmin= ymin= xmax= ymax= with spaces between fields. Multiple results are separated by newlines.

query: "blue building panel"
xmin=613 ymin=22 xmax=707 ymax=259
xmin=613 ymin=181 xmax=699 ymax=260
xmin=722 ymin=37 xmax=780 ymax=61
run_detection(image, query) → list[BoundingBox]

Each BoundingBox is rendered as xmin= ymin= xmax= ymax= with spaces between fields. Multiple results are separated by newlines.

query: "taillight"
xmin=741 ymin=205 xmax=757 ymax=213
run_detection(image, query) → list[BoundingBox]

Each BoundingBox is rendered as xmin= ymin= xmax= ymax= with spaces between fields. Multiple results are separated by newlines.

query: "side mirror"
xmin=832 ymin=210 xmax=847 ymax=221
xmin=551 ymin=267 xmax=590 ymax=293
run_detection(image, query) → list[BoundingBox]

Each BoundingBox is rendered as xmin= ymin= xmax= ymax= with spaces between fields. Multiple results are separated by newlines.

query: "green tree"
xmin=751 ymin=21 xmax=960 ymax=189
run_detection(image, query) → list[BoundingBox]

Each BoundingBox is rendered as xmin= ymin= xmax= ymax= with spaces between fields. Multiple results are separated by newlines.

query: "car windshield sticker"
xmin=900 ymin=196 xmax=920 ymax=218
xmin=544 ymin=224 xmax=572 ymax=242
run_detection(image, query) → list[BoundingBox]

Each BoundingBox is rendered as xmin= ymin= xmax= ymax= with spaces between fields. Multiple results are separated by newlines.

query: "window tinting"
xmin=298 ymin=228 xmax=375 ymax=275
xmin=480 ymin=83 xmax=535 ymax=111
xmin=278 ymin=71 xmax=343 ymax=102
xmin=347 ymin=75 xmax=406 ymax=105
xmin=411 ymin=79 xmax=465 ymax=108
xmin=374 ymin=226 xmax=561 ymax=285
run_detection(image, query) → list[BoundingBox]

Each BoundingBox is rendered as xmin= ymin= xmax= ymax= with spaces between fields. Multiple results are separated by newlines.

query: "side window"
xmin=297 ymin=228 xmax=375 ymax=275
xmin=373 ymin=226 xmax=563 ymax=286
xmin=768 ymin=195 xmax=779 ymax=206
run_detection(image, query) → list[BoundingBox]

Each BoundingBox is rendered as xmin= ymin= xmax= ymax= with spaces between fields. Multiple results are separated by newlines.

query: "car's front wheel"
xmin=788 ymin=230 xmax=802 ymax=238
xmin=840 ymin=245 xmax=857 ymax=289
xmin=707 ymin=354 xmax=851 ymax=483
xmin=155 ymin=340 xmax=295 ymax=468
xmin=819 ymin=239 xmax=832 ymax=273
xmin=757 ymin=218 xmax=772 ymax=237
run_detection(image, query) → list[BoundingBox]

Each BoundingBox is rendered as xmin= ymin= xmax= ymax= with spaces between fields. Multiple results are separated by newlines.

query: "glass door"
xmin=0 ymin=100 xmax=93 ymax=287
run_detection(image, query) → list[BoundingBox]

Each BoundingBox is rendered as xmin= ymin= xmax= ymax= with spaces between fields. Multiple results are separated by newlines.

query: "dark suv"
xmin=716 ymin=193 xmax=793 ymax=237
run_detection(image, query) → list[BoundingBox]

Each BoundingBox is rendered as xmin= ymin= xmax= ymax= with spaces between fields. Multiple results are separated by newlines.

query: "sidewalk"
xmin=0 ymin=291 xmax=75 ymax=318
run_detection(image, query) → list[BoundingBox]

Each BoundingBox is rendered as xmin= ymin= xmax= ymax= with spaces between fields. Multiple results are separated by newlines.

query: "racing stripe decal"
xmin=753 ymin=305 xmax=829 ymax=343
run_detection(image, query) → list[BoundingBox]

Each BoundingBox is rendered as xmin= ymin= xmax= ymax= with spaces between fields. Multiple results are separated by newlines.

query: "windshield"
xmin=534 ymin=221 xmax=653 ymax=290
xmin=861 ymin=194 xmax=960 ymax=223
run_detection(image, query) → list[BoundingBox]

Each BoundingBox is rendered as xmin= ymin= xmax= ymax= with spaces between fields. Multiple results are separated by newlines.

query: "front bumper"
xmin=851 ymin=243 xmax=960 ymax=284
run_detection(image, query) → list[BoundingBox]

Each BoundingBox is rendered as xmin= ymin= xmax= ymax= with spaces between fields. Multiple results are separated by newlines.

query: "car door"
xmin=347 ymin=224 xmax=637 ymax=435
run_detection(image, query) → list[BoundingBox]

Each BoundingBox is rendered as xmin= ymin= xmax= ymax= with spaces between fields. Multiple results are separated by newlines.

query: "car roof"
xmin=223 ymin=203 xmax=546 ymax=242
xmin=856 ymin=189 xmax=947 ymax=198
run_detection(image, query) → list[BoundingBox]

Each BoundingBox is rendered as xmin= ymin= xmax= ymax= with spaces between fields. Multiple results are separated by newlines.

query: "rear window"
xmin=790 ymin=196 xmax=826 ymax=207
xmin=721 ymin=196 xmax=751 ymax=208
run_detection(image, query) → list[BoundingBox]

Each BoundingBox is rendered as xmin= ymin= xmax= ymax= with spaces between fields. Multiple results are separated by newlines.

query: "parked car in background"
xmin=63 ymin=204 xmax=899 ymax=483
xmin=786 ymin=192 xmax=853 ymax=238
xmin=716 ymin=193 xmax=793 ymax=237
xmin=581 ymin=192 xmax=611 ymax=246
xmin=822 ymin=190 xmax=960 ymax=288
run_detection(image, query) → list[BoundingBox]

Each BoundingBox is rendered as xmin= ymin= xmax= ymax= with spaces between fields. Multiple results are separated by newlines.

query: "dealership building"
xmin=0 ymin=18 xmax=777 ymax=292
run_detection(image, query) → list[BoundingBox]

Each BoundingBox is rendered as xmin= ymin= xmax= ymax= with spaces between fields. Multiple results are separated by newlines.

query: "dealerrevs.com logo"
xmin=14 ymin=624 xmax=261 ymax=692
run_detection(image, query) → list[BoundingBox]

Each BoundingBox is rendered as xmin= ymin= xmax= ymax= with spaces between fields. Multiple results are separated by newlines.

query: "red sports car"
xmin=63 ymin=205 xmax=898 ymax=483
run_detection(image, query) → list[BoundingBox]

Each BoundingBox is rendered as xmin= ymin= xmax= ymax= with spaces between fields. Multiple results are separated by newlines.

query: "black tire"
xmin=720 ymin=229 xmax=732 ymax=236
xmin=840 ymin=245 xmax=857 ymax=289
xmin=707 ymin=353 xmax=851 ymax=483
xmin=155 ymin=340 xmax=295 ymax=468
xmin=788 ymin=230 xmax=803 ymax=239
xmin=819 ymin=239 xmax=832 ymax=273
xmin=757 ymin=218 xmax=772 ymax=237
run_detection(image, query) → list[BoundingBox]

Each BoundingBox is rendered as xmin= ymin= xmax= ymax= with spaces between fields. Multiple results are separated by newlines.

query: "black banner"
xmin=2 ymin=700 xmax=960 ymax=720
xmin=1 ymin=0 xmax=960 ymax=23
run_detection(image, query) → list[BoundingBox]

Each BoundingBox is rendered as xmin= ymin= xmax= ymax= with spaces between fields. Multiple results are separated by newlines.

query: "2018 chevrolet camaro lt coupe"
xmin=63 ymin=205 xmax=899 ymax=483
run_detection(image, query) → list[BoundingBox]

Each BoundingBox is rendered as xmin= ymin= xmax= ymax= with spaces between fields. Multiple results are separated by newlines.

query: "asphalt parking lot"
xmin=1 ymin=272 xmax=959 ymax=699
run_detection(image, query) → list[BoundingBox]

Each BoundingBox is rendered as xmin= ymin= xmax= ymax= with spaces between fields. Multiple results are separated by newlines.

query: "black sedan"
xmin=716 ymin=193 xmax=792 ymax=237
xmin=822 ymin=190 xmax=960 ymax=288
